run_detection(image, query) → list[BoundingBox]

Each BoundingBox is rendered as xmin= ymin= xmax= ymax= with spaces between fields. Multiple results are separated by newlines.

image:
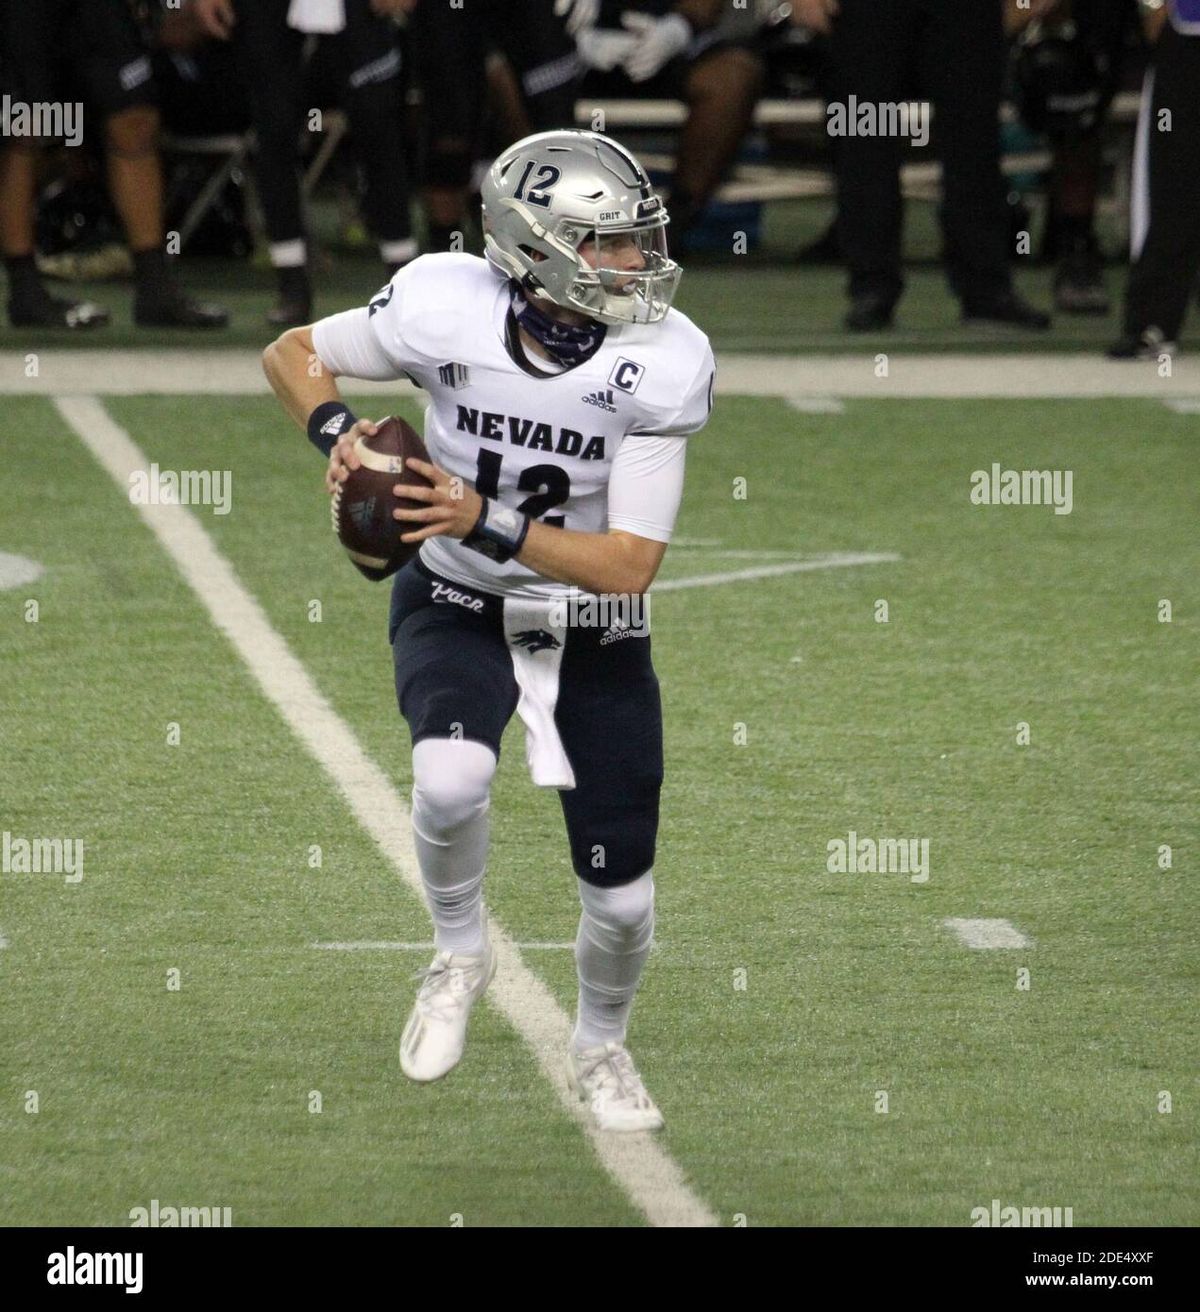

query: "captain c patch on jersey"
xmin=608 ymin=357 xmax=645 ymax=394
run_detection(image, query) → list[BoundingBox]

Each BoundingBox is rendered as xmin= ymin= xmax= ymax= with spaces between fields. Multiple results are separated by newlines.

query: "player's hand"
xmin=324 ymin=417 xmax=376 ymax=496
xmin=576 ymin=26 xmax=640 ymax=70
xmin=790 ymin=0 xmax=839 ymax=36
xmin=619 ymin=12 xmax=692 ymax=82
xmin=192 ymin=0 xmax=235 ymax=40
xmin=392 ymin=457 xmax=484 ymax=544
xmin=554 ymin=0 xmax=600 ymax=37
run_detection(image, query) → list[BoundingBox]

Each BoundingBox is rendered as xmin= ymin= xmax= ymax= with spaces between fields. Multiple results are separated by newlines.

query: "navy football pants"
xmin=389 ymin=557 xmax=664 ymax=890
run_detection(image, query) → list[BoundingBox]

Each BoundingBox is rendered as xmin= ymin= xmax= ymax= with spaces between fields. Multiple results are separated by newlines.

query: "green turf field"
xmin=1 ymin=389 xmax=1196 ymax=1226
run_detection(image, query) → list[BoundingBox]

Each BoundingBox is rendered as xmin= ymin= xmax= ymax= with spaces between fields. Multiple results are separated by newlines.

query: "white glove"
xmin=554 ymin=0 xmax=601 ymax=37
xmin=576 ymin=26 xmax=641 ymax=71
xmin=619 ymin=11 xmax=693 ymax=83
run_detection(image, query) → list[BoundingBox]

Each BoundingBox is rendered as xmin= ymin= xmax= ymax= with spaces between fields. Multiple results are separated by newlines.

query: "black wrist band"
xmin=461 ymin=496 xmax=531 ymax=563
xmin=307 ymin=401 xmax=358 ymax=457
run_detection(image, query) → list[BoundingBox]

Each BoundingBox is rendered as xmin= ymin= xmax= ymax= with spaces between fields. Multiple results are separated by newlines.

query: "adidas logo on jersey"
xmin=581 ymin=388 xmax=617 ymax=412
xmin=438 ymin=362 xmax=471 ymax=390
xmin=600 ymin=616 xmax=648 ymax=645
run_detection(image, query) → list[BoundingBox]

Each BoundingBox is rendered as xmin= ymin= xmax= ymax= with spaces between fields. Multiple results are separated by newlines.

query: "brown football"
xmin=330 ymin=415 xmax=435 ymax=581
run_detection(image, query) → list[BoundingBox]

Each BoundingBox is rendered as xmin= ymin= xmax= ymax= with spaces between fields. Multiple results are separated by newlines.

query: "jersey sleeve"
xmin=310 ymin=257 xmax=438 ymax=382
xmin=606 ymin=432 xmax=688 ymax=543
xmin=631 ymin=335 xmax=716 ymax=437
xmin=310 ymin=305 xmax=399 ymax=381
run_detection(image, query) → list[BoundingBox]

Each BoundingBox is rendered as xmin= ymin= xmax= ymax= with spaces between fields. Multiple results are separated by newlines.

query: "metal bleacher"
xmin=574 ymin=93 xmax=1143 ymax=206
xmin=162 ymin=91 xmax=1144 ymax=251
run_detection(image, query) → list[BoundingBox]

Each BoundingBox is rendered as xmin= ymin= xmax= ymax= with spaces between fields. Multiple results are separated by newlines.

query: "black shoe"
xmin=1054 ymin=252 xmax=1109 ymax=316
xmin=268 ymin=265 xmax=311 ymax=326
xmin=845 ymin=293 xmax=895 ymax=332
xmin=1106 ymin=327 xmax=1176 ymax=360
xmin=795 ymin=221 xmax=841 ymax=265
xmin=962 ymin=290 xmax=1051 ymax=330
xmin=266 ymin=299 xmax=312 ymax=328
xmin=8 ymin=290 xmax=109 ymax=329
xmin=134 ymin=283 xmax=228 ymax=329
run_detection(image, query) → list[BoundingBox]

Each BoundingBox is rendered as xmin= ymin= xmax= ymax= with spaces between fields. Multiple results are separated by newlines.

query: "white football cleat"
xmin=400 ymin=941 xmax=497 ymax=1082
xmin=567 ymin=1041 xmax=664 ymax=1132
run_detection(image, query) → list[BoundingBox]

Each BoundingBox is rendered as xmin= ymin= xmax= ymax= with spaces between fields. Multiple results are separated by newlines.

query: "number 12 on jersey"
xmin=475 ymin=449 xmax=569 ymax=528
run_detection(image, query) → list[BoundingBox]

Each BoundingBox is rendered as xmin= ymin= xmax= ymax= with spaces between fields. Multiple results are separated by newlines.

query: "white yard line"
xmin=674 ymin=548 xmax=855 ymax=559
xmin=56 ymin=393 xmax=716 ymax=1230
xmin=8 ymin=351 xmax=1200 ymax=397
xmin=313 ymin=941 xmax=576 ymax=951
xmin=1162 ymin=399 xmax=1200 ymax=413
xmin=943 ymin=918 xmax=1032 ymax=950
xmin=653 ymin=552 xmax=899 ymax=592
xmin=0 ymin=552 xmax=45 ymax=590
xmin=785 ymin=396 xmax=845 ymax=414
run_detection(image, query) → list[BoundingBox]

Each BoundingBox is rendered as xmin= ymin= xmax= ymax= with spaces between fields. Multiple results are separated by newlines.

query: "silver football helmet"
xmin=481 ymin=130 xmax=681 ymax=326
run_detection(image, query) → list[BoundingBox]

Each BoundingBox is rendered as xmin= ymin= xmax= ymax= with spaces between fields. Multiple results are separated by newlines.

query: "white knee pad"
xmin=411 ymin=738 xmax=496 ymax=843
xmin=578 ymin=869 xmax=655 ymax=944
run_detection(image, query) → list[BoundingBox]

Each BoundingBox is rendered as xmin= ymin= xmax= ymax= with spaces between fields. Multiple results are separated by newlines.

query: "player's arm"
xmin=518 ymin=524 xmax=668 ymax=596
xmin=393 ymin=428 xmax=687 ymax=596
xmin=262 ymin=326 xmax=341 ymax=429
xmin=262 ymin=323 xmax=379 ymax=492
xmin=264 ymin=288 xmax=415 ymax=488
xmin=391 ymin=461 xmax=671 ymax=595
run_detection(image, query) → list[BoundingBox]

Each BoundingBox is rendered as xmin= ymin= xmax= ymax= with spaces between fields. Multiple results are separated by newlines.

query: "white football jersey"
xmin=311 ymin=253 xmax=715 ymax=599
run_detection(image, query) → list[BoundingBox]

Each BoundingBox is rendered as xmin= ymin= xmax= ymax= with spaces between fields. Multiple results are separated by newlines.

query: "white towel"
xmin=287 ymin=0 xmax=345 ymax=34
xmin=502 ymin=598 xmax=576 ymax=789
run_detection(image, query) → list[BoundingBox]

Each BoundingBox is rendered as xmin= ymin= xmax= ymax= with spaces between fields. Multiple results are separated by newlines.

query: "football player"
xmin=264 ymin=130 xmax=715 ymax=1132
xmin=0 ymin=0 xmax=228 ymax=329
xmin=193 ymin=0 xmax=416 ymax=325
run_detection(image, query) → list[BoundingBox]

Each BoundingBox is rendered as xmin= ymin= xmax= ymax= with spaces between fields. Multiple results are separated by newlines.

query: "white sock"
xmin=380 ymin=237 xmax=418 ymax=266
xmin=410 ymin=738 xmax=495 ymax=955
xmin=268 ymin=238 xmax=307 ymax=268
xmin=572 ymin=871 xmax=655 ymax=1051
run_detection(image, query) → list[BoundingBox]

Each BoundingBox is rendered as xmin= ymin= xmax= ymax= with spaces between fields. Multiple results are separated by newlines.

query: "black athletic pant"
xmin=230 ymin=0 xmax=410 ymax=249
xmin=0 ymin=0 xmax=155 ymax=118
xmin=1122 ymin=21 xmax=1200 ymax=341
xmin=828 ymin=0 xmax=1012 ymax=306
xmin=409 ymin=0 xmax=577 ymax=189
xmin=389 ymin=557 xmax=664 ymax=890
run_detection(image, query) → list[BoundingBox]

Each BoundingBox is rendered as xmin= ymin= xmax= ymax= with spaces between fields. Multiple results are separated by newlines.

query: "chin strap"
xmin=509 ymin=283 xmax=607 ymax=368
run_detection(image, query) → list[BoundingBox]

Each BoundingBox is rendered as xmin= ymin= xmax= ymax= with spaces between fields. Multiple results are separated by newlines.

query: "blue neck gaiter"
xmin=510 ymin=284 xmax=607 ymax=368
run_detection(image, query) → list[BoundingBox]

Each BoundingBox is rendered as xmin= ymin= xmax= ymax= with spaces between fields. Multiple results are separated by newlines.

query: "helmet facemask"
xmin=563 ymin=225 xmax=680 ymax=325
